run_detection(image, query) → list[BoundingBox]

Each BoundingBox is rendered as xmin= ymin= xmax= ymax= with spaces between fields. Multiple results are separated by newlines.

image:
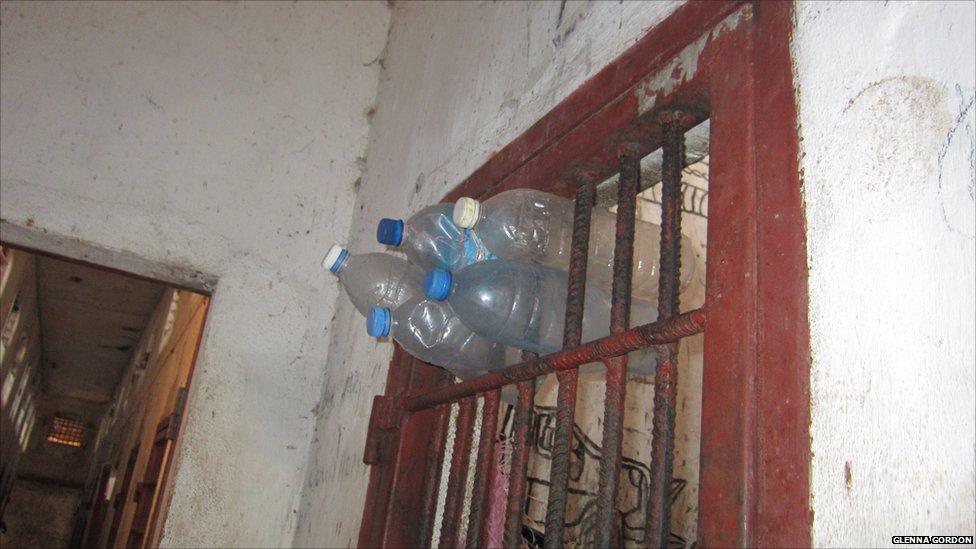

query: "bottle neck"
xmin=473 ymin=208 xmax=486 ymax=228
xmin=334 ymin=255 xmax=352 ymax=277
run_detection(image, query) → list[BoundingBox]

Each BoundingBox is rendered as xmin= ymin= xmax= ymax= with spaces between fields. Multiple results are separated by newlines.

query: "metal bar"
xmin=543 ymin=179 xmax=596 ymax=549
xmin=465 ymin=390 xmax=500 ymax=548
xmin=593 ymin=121 xmax=711 ymax=208
xmin=440 ymin=397 xmax=477 ymax=549
xmin=418 ymin=373 xmax=453 ymax=547
xmin=358 ymin=350 xmax=415 ymax=548
xmin=594 ymin=146 xmax=641 ymax=547
xmin=371 ymin=356 xmax=452 ymax=548
xmin=403 ymin=309 xmax=705 ymax=412
xmin=503 ymin=373 xmax=535 ymax=548
xmin=645 ymin=111 xmax=687 ymax=546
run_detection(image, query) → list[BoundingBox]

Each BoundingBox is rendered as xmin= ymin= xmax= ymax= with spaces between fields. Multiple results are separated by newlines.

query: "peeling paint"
xmin=636 ymin=5 xmax=750 ymax=115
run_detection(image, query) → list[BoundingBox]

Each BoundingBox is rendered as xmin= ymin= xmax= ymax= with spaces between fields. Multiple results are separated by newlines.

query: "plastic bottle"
xmin=424 ymin=260 xmax=567 ymax=353
xmin=453 ymin=189 xmax=696 ymax=301
xmin=425 ymin=261 xmax=662 ymax=373
xmin=323 ymin=245 xmax=424 ymax=316
xmin=376 ymin=204 xmax=494 ymax=272
xmin=583 ymin=285 xmax=661 ymax=376
xmin=367 ymin=297 xmax=505 ymax=376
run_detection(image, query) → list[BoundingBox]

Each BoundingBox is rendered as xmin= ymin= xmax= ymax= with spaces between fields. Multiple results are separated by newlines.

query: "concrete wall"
xmin=0 ymin=2 xmax=391 ymax=547
xmin=793 ymin=1 xmax=976 ymax=545
xmin=294 ymin=2 xmax=683 ymax=546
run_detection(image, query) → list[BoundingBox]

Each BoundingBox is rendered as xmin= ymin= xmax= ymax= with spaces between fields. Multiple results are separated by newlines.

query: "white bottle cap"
xmin=322 ymin=244 xmax=346 ymax=272
xmin=453 ymin=197 xmax=482 ymax=228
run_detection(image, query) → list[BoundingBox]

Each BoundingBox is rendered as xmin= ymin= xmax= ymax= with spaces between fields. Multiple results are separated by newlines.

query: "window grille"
xmin=356 ymin=2 xmax=811 ymax=547
xmin=47 ymin=415 xmax=85 ymax=447
xmin=404 ymin=111 xmax=699 ymax=548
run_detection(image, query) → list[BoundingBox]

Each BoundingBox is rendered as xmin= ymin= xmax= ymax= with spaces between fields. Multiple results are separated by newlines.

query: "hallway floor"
xmin=1 ymin=478 xmax=80 ymax=548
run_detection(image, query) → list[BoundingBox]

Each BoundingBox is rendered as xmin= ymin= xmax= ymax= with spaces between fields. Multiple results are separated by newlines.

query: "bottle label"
xmin=463 ymin=229 xmax=497 ymax=264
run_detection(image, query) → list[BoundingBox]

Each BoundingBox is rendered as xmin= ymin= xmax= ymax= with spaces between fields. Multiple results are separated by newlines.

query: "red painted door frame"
xmin=127 ymin=415 xmax=172 ymax=548
xmin=358 ymin=1 xmax=811 ymax=546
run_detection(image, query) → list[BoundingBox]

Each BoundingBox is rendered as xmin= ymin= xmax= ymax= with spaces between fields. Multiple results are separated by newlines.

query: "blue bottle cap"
xmin=423 ymin=268 xmax=453 ymax=301
xmin=376 ymin=218 xmax=404 ymax=246
xmin=367 ymin=307 xmax=392 ymax=337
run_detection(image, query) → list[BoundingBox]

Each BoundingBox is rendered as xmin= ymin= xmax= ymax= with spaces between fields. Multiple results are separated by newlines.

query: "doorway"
xmin=0 ymin=245 xmax=209 ymax=548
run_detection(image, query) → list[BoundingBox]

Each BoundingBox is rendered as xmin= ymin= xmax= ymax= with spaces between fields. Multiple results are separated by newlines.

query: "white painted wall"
xmin=293 ymin=2 xmax=683 ymax=546
xmin=794 ymin=1 xmax=976 ymax=545
xmin=0 ymin=2 xmax=390 ymax=547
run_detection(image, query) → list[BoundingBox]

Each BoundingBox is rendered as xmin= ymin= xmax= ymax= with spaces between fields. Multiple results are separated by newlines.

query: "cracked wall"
xmin=0 ymin=2 xmax=391 ymax=546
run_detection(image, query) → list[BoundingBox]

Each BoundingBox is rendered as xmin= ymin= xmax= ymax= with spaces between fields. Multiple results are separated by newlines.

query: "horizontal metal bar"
xmin=403 ymin=309 xmax=706 ymax=411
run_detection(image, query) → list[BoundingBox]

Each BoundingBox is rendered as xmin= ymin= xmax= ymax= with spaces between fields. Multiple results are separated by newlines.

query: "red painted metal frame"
xmin=465 ymin=389 xmax=500 ymax=547
xmin=358 ymin=351 xmax=450 ymax=548
xmin=357 ymin=1 xmax=811 ymax=546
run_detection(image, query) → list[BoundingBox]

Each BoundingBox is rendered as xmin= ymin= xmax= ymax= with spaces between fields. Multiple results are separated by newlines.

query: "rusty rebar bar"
xmin=593 ymin=146 xmax=641 ymax=547
xmin=440 ymin=396 xmax=477 ymax=548
xmin=503 ymin=376 xmax=535 ymax=548
xmin=465 ymin=390 xmax=501 ymax=549
xmin=420 ymin=375 xmax=454 ymax=547
xmin=644 ymin=111 xmax=686 ymax=547
xmin=402 ymin=309 xmax=705 ymax=412
xmin=543 ymin=179 xmax=596 ymax=548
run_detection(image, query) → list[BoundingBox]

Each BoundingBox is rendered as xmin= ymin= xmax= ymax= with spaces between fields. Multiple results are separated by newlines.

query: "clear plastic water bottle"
xmin=425 ymin=260 xmax=662 ymax=373
xmin=424 ymin=260 xmax=568 ymax=353
xmin=453 ymin=189 xmax=696 ymax=301
xmin=367 ymin=297 xmax=505 ymax=376
xmin=376 ymin=204 xmax=494 ymax=271
xmin=323 ymin=245 xmax=424 ymax=316
xmin=584 ymin=285 xmax=661 ymax=375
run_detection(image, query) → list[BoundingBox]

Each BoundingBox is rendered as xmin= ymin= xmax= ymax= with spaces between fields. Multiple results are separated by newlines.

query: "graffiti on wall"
xmin=500 ymin=404 xmax=695 ymax=548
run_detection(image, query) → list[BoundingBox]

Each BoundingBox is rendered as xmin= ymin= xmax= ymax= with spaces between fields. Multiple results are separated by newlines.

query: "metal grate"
xmin=388 ymin=108 xmax=705 ymax=548
xmin=47 ymin=415 xmax=85 ymax=447
xmin=358 ymin=3 xmax=813 ymax=546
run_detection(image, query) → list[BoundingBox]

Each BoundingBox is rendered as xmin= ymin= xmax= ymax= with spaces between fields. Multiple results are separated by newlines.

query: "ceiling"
xmin=36 ymin=256 xmax=164 ymax=404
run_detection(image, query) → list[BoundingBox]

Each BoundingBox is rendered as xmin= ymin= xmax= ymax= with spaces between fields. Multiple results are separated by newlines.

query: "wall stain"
xmin=844 ymin=461 xmax=853 ymax=494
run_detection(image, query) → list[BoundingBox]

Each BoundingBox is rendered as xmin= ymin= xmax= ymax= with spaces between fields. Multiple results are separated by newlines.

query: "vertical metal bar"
xmin=419 ymin=401 xmax=451 ymax=547
xmin=503 ymin=368 xmax=535 ymax=548
xmin=544 ymin=178 xmax=596 ymax=549
xmin=594 ymin=146 xmax=641 ymax=547
xmin=372 ymin=355 xmax=452 ymax=548
xmin=645 ymin=111 xmax=686 ymax=546
xmin=440 ymin=397 xmax=477 ymax=548
xmin=465 ymin=390 xmax=501 ymax=548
